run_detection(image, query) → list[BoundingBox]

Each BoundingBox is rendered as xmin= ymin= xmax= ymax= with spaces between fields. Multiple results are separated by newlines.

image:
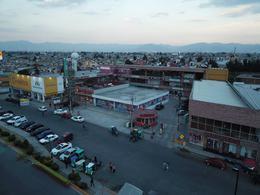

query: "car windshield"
xmin=56 ymin=144 xmax=66 ymax=150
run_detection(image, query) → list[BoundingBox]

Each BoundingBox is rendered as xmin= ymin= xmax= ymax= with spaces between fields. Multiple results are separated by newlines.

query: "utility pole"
xmin=233 ymin=168 xmax=239 ymax=195
xmin=130 ymin=96 xmax=134 ymax=130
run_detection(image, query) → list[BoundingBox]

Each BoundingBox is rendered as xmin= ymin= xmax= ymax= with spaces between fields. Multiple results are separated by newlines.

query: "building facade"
xmin=9 ymin=73 xmax=64 ymax=102
xmin=189 ymin=80 xmax=260 ymax=167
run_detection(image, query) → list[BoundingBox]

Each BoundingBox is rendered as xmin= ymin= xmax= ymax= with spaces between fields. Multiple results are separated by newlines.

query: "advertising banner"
xmin=44 ymin=77 xmax=57 ymax=96
xmin=31 ymin=76 xmax=45 ymax=93
xmin=9 ymin=74 xmax=31 ymax=91
xmin=0 ymin=51 xmax=3 ymax=60
xmin=57 ymin=76 xmax=64 ymax=93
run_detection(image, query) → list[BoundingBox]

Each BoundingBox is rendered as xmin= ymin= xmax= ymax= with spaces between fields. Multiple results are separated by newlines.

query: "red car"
xmin=61 ymin=112 xmax=72 ymax=119
xmin=205 ymin=158 xmax=227 ymax=170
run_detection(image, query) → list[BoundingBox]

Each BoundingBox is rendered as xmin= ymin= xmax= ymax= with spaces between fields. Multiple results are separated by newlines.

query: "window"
xmin=231 ymin=124 xmax=240 ymax=131
xmin=223 ymin=122 xmax=231 ymax=130
xmin=199 ymin=117 xmax=205 ymax=124
xmin=191 ymin=122 xmax=198 ymax=129
xmin=191 ymin=116 xmax=198 ymax=122
xmin=241 ymin=126 xmax=250 ymax=134
xmin=206 ymin=118 xmax=214 ymax=125
xmin=198 ymin=123 xmax=205 ymax=131
xmin=215 ymin=120 xmax=222 ymax=128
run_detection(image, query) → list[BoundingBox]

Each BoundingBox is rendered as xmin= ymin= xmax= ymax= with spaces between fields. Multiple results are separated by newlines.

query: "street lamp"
xmin=232 ymin=167 xmax=239 ymax=195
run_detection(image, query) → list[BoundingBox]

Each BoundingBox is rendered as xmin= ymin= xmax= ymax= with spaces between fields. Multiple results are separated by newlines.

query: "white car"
xmin=54 ymin=108 xmax=68 ymax=115
xmin=51 ymin=142 xmax=72 ymax=156
xmin=71 ymin=116 xmax=85 ymax=123
xmin=59 ymin=147 xmax=77 ymax=161
xmin=39 ymin=134 xmax=59 ymax=144
xmin=38 ymin=106 xmax=47 ymax=112
xmin=7 ymin=116 xmax=22 ymax=125
xmin=14 ymin=116 xmax=28 ymax=127
xmin=0 ymin=113 xmax=14 ymax=120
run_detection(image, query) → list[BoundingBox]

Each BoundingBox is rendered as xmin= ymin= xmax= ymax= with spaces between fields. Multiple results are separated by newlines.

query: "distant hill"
xmin=0 ymin=41 xmax=260 ymax=53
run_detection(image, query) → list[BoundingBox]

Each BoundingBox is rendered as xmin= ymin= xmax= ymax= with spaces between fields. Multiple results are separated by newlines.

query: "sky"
xmin=0 ymin=0 xmax=260 ymax=45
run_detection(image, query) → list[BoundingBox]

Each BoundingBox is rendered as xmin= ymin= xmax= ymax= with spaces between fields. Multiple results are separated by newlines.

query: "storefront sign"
xmin=9 ymin=74 xmax=31 ymax=91
xmin=31 ymin=77 xmax=45 ymax=93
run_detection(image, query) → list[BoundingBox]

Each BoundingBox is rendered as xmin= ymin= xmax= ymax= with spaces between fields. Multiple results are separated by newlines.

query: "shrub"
xmin=14 ymin=139 xmax=22 ymax=147
xmin=50 ymin=162 xmax=59 ymax=171
xmin=26 ymin=145 xmax=34 ymax=155
xmin=21 ymin=140 xmax=29 ymax=149
xmin=75 ymin=181 xmax=88 ymax=189
xmin=33 ymin=153 xmax=42 ymax=161
xmin=0 ymin=129 xmax=2 ymax=134
xmin=42 ymin=157 xmax=53 ymax=167
xmin=68 ymin=171 xmax=81 ymax=182
xmin=1 ymin=131 xmax=10 ymax=137
xmin=8 ymin=134 xmax=16 ymax=142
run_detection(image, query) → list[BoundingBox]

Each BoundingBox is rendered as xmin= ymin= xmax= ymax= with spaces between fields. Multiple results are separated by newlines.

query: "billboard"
xmin=44 ymin=77 xmax=57 ymax=96
xmin=0 ymin=51 xmax=3 ymax=61
xmin=31 ymin=76 xmax=45 ymax=93
xmin=9 ymin=74 xmax=31 ymax=91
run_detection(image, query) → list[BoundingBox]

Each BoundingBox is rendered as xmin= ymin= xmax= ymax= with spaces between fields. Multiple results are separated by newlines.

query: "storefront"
xmin=9 ymin=73 xmax=64 ymax=102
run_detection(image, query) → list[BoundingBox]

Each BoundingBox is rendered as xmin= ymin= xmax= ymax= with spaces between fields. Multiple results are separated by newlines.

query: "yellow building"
xmin=9 ymin=73 xmax=64 ymax=102
xmin=204 ymin=68 xmax=229 ymax=81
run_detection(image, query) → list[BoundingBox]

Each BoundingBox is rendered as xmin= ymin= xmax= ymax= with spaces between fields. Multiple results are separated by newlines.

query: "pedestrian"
xmin=83 ymin=161 xmax=86 ymax=173
xmin=112 ymin=165 xmax=116 ymax=173
xmin=90 ymin=176 xmax=95 ymax=187
xmin=65 ymin=158 xmax=68 ymax=169
xmin=162 ymin=162 xmax=169 ymax=171
xmin=109 ymin=162 xmax=113 ymax=172
xmin=49 ymin=102 xmax=51 ymax=108
xmin=82 ymin=123 xmax=86 ymax=129
xmin=94 ymin=156 xmax=97 ymax=164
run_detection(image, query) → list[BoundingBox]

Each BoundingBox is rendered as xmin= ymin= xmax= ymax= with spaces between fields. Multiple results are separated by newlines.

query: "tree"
xmin=197 ymin=56 xmax=203 ymax=62
xmin=125 ymin=59 xmax=133 ymax=65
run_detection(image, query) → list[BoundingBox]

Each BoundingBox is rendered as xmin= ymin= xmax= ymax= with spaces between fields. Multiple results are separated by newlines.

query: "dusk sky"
xmin=1 ymin=0 xmax=260 ymax=45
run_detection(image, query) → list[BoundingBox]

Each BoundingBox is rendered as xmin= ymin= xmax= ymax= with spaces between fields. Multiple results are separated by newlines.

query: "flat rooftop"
xmin=191 ymin=80 xmax=247 ymax=108
xmin=93 ymin=85 xmax=169 ymax=105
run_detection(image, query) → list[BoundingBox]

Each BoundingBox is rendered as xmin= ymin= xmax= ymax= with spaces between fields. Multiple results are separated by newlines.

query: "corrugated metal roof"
xmin=233 ymin=82 xmax=260 ymax=110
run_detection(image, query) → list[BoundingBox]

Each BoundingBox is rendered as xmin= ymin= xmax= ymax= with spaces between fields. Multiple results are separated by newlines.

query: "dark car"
xmin=177 ymin=110 xmax=187 ymax=116
xmin=30 ymin=127 xmax=50 ymax=136
xmin=20 ymin=121 xmax=35 ymax=130
xmin=63 ymin=132 xmax=73 ymax=142
xmin=26 ymin=123 xmax=44 ymax=133
xmin=155 ymin=104 xmax=164 ymax=110
xmin=205 ymin=158 xmax=227 ymax=170
xmin=5 ymin=97 xmax=19 ymax=104
xmin=36 ymin=130 xmax=53 ymax=140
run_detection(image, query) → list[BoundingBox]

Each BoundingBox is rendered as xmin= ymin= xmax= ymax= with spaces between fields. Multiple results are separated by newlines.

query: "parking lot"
xmin=0 ymin=97 xmax=259 ymax=195
xmin=0 ymin=142 xmax=79 ymax=195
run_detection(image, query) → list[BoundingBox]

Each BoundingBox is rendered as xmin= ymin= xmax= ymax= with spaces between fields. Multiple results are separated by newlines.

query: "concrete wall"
xmin=94 ymin=84 xmax=129 ymax=94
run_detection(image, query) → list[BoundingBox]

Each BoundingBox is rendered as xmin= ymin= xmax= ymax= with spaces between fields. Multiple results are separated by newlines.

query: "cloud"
xmin=151 ymin=12 xmax=169 ymax=18
xmin=200 ymin=0 xmax=260 ymax=8
xmin=82 ymin=11 xmax=99 ymax=15
xmin=0 ymin=27 xmax=22 ymax=33
xmin=189 ymin=19 xmax=207 ymax=22
xmin=221 ymin=4 xmax=260 ymax=17
xmin=28 ymin=0 xmax=87 ymax=8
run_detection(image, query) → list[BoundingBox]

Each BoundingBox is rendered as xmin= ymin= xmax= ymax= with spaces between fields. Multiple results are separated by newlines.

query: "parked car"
xmin=38 ymin=106 xmax=47 ymax=112
xmin=26 ymin=123 xmax=44 ymax=133
xmin=155 ymin=104 xmax=164 ymax=110
xmin=59 ymin=147 xmax=77 ymax=161
xmin=63 ymin=132 xmax=73 ymax=142
xmin=30 ymin=127 xmax=50 ymax=136
xmin=205 ymin=158 xmax=227 ymax=170
xmin=36 ymin=130 xmax=53 ymax=140
xmin=7 ymin=116 xmax=22 ymax=125
xmin=20 ymin=121 xmax=35 ymax=130
xmin=54 ymin=108 xmax=68 ymax=115
xmin=0 ymin=113 xmax=14 ymax=120
xmin=51 ymin=142 xmax=72 ymax=156
xmin=8 ymin=115 xmax=27 ymax=126
xmin=14 ymin=116 xmax=28 ymax=127
xmin=5 ymin=97 xmax=19 ymax=104
xmin=39 ymin=134 xmax=59 ymax=144
xmin=0 ymin=110 xmax=13 ymax=116
xmin=71 ymin=116 xmax=84 ymax=123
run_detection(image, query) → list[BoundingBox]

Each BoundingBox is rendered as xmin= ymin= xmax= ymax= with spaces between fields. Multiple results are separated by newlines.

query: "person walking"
xmin=90 ymin=176 xmax=95 ymax=187
xmin=109 ymin=162 xmax=113 ymax=172
xmin=162 ymin=162 xmax=169 ymax=171
xmin=112 ymin=165 xmax=116 ymax=173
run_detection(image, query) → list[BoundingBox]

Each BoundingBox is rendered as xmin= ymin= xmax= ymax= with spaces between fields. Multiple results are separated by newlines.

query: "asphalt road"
xmin=1 ymin=99 xmax=259 ymax=195
xmin=0 ymin=142 xmax=78 ymax=195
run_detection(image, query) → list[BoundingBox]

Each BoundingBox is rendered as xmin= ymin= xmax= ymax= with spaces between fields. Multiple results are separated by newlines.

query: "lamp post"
xmin=130 ymin=96 xmax=134 ymax=130
xmin=232 ymin=167 xmax=239 ymax=195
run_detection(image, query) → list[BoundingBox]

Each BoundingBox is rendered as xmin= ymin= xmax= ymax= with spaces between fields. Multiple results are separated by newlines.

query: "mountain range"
xmin=0 ymin=41 xmax=260 ymax=53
